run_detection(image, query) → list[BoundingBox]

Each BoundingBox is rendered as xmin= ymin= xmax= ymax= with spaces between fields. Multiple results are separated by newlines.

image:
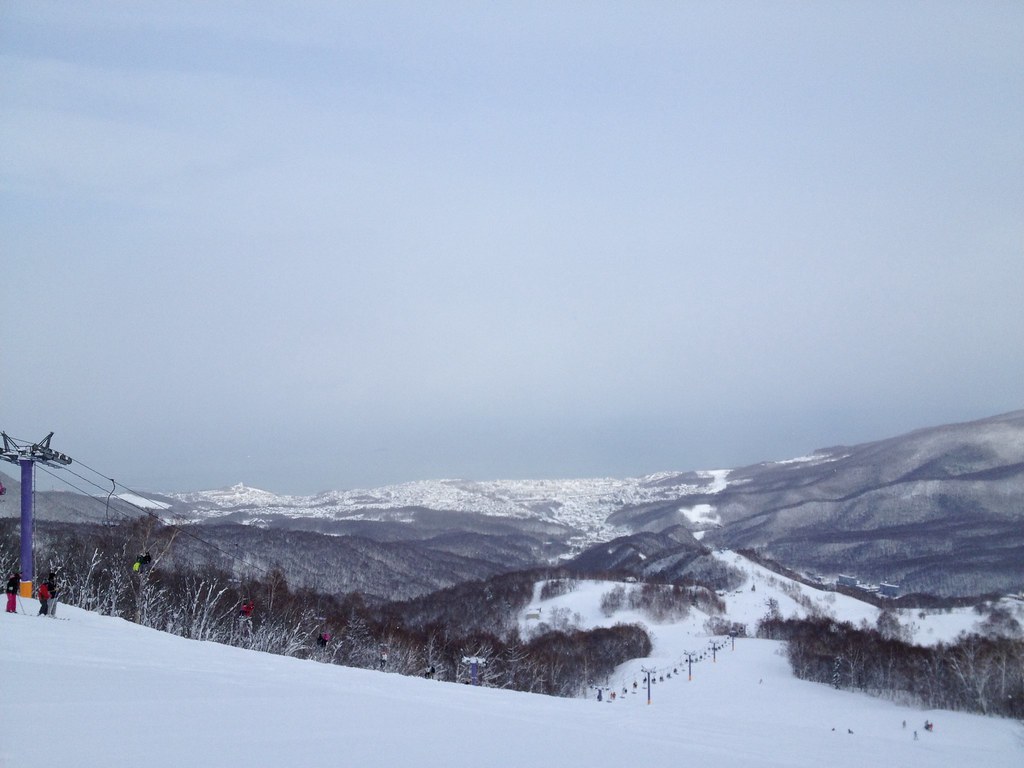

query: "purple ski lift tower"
xmin=462 ymin=655 xmax=487 ymax=686
xmin=0 ymin=432 xmax=72 ymax=597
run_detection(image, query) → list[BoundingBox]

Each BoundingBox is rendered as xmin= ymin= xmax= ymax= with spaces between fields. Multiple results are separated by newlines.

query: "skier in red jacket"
xmin=238 ymin=599 xmax=255 ymax=634
xmin=37 ymin=581 xmax=51 ymax=616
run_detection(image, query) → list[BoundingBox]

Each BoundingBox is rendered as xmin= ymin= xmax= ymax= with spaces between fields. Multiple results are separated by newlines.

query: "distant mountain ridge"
xmin=4 ymin=409 xmax=1022 ymax=598
xmin=604 ymin=409 xmax=1024 ymax=595
xmin=165 ymin=473 xmax=734 ymax=550
xmin=169 ymin=409 xmax=1023 ymax=596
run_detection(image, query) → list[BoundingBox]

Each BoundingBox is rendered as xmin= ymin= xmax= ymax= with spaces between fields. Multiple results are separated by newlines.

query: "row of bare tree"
xmin=2 ymin=518 xmax=650 ymax=698
xmin=599 ymin=581 xmax=726 ymax=622
xmin=757 ymin=614 xmax=1024 ymax=719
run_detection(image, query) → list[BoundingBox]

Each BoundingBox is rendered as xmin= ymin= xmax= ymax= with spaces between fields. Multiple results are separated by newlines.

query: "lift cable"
xmin=64 ymin=457 xmax=335 ymax=590
xmin=34 ymin=462 xmax=281 ymax=584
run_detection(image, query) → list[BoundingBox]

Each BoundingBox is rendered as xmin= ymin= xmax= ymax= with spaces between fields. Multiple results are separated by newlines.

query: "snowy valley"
xmin=165 ymin=469 xmax=737 ymax=548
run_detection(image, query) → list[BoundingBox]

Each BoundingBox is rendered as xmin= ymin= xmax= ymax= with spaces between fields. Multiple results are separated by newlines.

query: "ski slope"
xmin=522 ymin=551 xmax=1018 ymax=651
xmin=2 ymin=559 xmax=1022 ymax=768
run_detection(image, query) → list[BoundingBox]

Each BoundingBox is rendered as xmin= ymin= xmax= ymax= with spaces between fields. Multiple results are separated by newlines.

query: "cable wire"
xmin=4 ymin=445 xmax=339 ymax=594
xmin=34 ymin=462 xmax=280 ymax=583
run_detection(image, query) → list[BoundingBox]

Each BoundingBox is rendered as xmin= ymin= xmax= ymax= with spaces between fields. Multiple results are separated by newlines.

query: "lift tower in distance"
xmin=0 ymin=432 xmax=72 ymax=597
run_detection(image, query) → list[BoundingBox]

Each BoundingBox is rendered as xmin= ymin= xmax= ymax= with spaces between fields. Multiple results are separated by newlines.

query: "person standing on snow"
xmin=238 ymin=599 xmax=255 ymax=634
xmin=45 ymin=572 xmax=60 ymax=617
xmin=37 ymin=580 xmax=51 ymax=616
xmin=6 ymin=571 xmax=20 ymax=613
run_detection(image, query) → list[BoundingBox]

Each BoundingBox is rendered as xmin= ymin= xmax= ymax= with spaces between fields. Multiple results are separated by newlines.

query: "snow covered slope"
xmin=3 ymin=553 xmax=1022 ymax=768
xmin=521 ymin=551 xmax=1021 ymax=649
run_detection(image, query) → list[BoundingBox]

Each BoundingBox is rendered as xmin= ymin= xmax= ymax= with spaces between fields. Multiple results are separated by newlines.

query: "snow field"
xmin=2 ymin=552 xmax=1022 ymax=768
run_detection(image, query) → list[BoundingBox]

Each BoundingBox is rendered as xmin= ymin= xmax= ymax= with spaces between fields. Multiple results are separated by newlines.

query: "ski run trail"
xmin=2 ymin=551 xmax=1021 ymax=767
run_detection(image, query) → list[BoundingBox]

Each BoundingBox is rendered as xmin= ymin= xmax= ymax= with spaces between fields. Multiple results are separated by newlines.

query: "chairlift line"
xmin=34 ymin=460 xmax=279 ymax=583
xmin=105 ymin=477 xmax=116 ymax=526
xmin=5 ymin=431 xmax=323 ymax=620
xmin=33 ymin=448 xmax=331 ymax=593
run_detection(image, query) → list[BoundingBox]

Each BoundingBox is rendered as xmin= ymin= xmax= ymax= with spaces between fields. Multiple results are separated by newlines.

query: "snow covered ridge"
xmin=169 ymin=482 xmax=302 ymax=508
xmin=164 ymin=469 xmax=741 ymax=534
xmin=114 ymin=492 xmax=171 ymax=510
xmin=773 ymin=452 xmax=849 ymax=466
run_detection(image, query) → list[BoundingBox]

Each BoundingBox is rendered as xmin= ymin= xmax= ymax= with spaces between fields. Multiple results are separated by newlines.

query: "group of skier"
xmin=5 ymin=570 xmax=61 ymax=617
xmin=5 ymin=551 xmax=258 ymax=627
xmin=8 ymin=556 xmax=372 ymax=669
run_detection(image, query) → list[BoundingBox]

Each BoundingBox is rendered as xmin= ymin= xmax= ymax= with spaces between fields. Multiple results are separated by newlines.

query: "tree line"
xmin=756 ymin=613 xmax=1024 ymax=720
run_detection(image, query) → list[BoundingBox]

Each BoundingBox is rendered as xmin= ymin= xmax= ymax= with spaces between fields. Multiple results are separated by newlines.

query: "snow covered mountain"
xmin=158 ymin=410 xmax=1024 ymax=596
xmin=6 ymin=409 xmax=1022 ymax=599
xmin=166 ymin=470 xmax=732 ymax=550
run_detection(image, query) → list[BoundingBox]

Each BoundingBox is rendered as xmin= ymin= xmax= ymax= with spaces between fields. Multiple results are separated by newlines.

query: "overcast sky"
xmin=2 ymin=2 xmax=1022 ymax=495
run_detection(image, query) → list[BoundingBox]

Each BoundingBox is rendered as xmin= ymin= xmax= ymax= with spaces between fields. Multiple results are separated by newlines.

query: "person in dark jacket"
xmin=5 ymin=571 xmax=20 ymax=613
xmin=45 ymin=572 xmax=59 ymax=617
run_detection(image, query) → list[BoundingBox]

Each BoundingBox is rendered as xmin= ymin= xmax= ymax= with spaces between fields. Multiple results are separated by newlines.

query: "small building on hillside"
xmin=879 ymin=582 xmax=900 ymax=599
xmin=836 ymin=575 xmax=859 ymax=588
